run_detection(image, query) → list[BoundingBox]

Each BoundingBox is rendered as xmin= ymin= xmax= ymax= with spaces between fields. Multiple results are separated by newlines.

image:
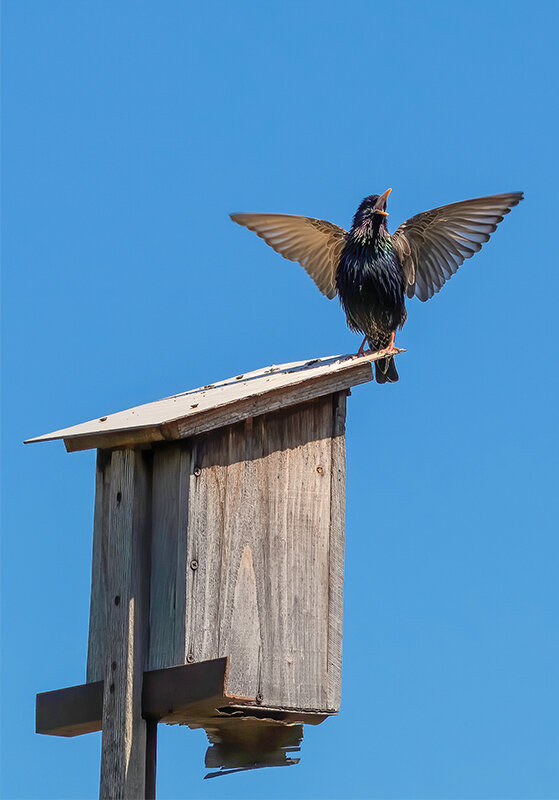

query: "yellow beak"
xmin=376 ymin=187 xmax=392 ymax=216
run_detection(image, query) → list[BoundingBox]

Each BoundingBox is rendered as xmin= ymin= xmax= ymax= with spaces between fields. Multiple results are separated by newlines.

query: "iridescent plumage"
xmin=336 ymin=193 xmax=406 ymax=382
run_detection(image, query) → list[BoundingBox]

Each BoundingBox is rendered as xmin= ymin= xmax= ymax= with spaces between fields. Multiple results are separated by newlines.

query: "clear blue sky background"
xmin=2 ymin=1 xmax=558 ymax=798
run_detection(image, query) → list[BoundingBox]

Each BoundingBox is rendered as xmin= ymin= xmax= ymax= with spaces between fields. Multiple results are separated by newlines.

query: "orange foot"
xmin=354 ymin=335 xmax=370 ymax=358
xmin=354 ymin=332 xmax=405 ymax=359
xmin=380 ymin=332 xmax=405 ymax=355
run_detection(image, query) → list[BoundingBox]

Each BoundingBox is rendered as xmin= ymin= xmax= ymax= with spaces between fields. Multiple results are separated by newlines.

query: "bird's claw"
xmin=353 ymin=333 xmax=404 ymax=359
xmin=376 ymin=331 xmax=405 ymax=356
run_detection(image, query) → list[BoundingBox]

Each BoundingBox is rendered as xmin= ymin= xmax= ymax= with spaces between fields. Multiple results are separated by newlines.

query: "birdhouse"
xmin=30 ymin=351 xmax=389 ymax=795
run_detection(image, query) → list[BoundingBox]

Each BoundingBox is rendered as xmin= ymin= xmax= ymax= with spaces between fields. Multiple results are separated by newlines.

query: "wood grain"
xmin=182 ymin=395 xmax=344 ymax=712
xmin=88 ymin=392 xmax=347 ymax=728
xmin=168 ymin=364 xmax=368 ymax=443
xmin=148 ymin=443 xmax=190 ymax=670
xmin=327 ymin=392 xmax=346 ymax=708
xmin=87 ymin=451 xmax=111 ymax=683
xmin=98 ymin=449 xmax=151 ymax=800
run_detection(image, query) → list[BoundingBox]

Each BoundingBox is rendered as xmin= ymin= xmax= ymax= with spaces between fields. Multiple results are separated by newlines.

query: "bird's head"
xmin=352 ymin=188 xmax=391 ymax=232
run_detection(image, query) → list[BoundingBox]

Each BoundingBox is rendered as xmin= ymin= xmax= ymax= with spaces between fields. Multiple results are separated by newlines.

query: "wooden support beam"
xmin=142 ymin=658 xmax=241 ymax=722
xmin=36 ymin=680 xmax=104 ymax=737
xmin=98 ymin=448 xmax=151 ymax=800
xmin=145 ymin=720 xmax=157 ymax=800
xmin=36 ymin=657 xmax=330 ymax=738
xmin=36 ymin=658 xmax=229 ymax=737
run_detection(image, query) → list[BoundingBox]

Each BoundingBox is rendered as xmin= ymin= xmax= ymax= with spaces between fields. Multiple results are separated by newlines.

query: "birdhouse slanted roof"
xmin=25 ymin=351 xmax=393 ymax=453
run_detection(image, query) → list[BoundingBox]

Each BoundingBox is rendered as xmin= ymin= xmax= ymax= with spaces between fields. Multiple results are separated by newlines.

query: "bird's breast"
xmin=336 ymin=240 xmax=404 ymax=306
xmin=335 ymin=237 xmax=406 ymax=335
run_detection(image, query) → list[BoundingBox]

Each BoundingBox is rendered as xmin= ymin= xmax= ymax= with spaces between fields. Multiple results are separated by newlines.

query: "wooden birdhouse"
xmin=29 ymin=351 xmax=389 ymax=796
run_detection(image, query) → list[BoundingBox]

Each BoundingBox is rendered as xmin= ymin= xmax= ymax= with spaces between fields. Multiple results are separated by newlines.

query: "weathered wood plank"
xmin=148 ymin=444 xmax=180 ymax=672
xmin=148 ymin=443 xmax=190 ymax=670
xmin=168 ymin=363 xmax=368 ymax=442
xmin=87 ymin=451 xmax=112 ymax=683
xmin=35 ymin=658 xmax=232 ymax=738
xmin=61 ymin=362 xmax=372 ymax=452
xmin=35 ymin=657 xmax=330 ymax=739
xmin=326 ymin=391 xmax=346 ymax=709
xmin=184 ymin=396 xmax=340 ymax=712
xmin=26 ymin=352 xmax=379 ymax=445
xmin=225 ymin=544 xmax=261 ymax=698
xmin=99 ymin=449 xmax=151 ymax=800
xmin=36 ymin=680 xmax=104 ymax=737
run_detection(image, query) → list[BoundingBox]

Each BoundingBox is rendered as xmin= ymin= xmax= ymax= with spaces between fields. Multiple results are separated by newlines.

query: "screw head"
xmin=255 ymin=692 xmax=263 ymax=704
xmin=316 ymin=465 xmax=324 ymax=475
xmin=186 ymin=653 xmax=195 ymax=664
xmin=190 ymin=559 xmax=198 ymax=571
xmin=193 ymin=466 xmax=201 ymax=477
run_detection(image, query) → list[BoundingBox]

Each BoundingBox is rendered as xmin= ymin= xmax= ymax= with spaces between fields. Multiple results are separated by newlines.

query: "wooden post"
xmin=145 ymin=720 xmax=158 ymax=800
xmin=98 ymin=449 xmax=152 ymax=800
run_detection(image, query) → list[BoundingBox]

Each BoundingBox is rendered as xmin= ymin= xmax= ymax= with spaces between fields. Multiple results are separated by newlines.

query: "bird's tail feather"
xmin=374 ymin=356 xmax=399 ymax=384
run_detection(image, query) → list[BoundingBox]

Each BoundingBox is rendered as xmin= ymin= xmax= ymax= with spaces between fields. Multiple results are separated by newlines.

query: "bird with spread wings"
xmin=231 ymin=190 xmax=523 ymax=383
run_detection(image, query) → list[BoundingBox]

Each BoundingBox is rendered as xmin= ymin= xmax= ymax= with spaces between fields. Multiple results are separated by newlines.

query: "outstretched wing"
xmin=230 ymin=213 xmax=347 ymax=299
xmin=391 ymin=192 xmax=523 ymax=302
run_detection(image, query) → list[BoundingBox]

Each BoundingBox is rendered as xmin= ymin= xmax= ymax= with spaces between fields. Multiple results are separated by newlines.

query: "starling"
xmin=231 ymin=190 xmax=523 ymax=383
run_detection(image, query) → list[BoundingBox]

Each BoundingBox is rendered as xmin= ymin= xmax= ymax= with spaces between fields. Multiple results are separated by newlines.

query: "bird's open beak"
xmin=376 ymin=188 xmax=392 ymax=216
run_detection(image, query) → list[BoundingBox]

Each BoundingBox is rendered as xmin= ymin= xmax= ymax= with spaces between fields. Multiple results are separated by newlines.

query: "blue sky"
xmin=1 ymin=1 xmax=558 ymax=798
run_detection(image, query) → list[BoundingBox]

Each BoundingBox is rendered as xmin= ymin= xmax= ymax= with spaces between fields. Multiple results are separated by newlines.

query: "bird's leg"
xmin=382 ymin=331 xmax=405 ymax=355
xmin=367 ymin=332 xmax=406 ymax=361
xmin=354 ymin=332 xmax=404 ymax=360
xmin=355 ymin=335 xmax=369 ymax=358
